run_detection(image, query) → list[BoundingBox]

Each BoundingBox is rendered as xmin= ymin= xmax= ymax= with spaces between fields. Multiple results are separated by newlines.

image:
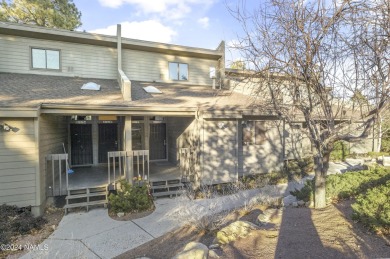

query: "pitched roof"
xmin=0 ymin=73 xmax=124 ymax=108
xmin=0 ymin=73 xmax=256 ymax=112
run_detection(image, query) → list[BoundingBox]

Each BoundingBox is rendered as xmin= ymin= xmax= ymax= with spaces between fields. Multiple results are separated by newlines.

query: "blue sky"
xmin=73 ymin=0 xmax=254 ymax=64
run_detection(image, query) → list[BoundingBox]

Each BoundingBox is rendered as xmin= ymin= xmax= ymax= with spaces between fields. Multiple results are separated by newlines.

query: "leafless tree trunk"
xmin=229 ymin=0 xmax=389 ymax=208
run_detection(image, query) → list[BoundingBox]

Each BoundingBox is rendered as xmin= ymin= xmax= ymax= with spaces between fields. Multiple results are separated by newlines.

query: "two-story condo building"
xmin=0 ymin=22 xmax=374 ymax=215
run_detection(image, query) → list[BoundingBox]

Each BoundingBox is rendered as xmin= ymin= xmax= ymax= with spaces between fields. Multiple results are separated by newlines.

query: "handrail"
xmin=108 ymin=150 xmax=149 ymax=189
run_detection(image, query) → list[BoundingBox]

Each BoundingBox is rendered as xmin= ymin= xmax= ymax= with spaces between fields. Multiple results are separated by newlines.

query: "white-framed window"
xmin=169 ymin=62 xmax=188 ymax=81
xmin=31 ymin=48 xmax=60 ymax=70
xmin=242 ymin=120 xmax=268 ymax=145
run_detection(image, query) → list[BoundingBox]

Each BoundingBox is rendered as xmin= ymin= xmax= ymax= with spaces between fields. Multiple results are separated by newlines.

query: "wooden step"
xmin=64 ymin=200 xmax=107 ymax=214
xmin=65 ymin=191 xmax=107 ymax=200
xmin=150 ymin=179 xmax=186 ymax=198
xmin=152 ymin=189 xmax=185 ymax=197
xmin=64 ymin=186 xmax=108 ymax=214
xmin=151 ymin=183 xmax=184 ymax=190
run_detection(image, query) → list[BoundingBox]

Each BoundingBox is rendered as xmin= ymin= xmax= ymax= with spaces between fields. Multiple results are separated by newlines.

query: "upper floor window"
xmin=31 ymin=48 xmax=60 ymax=70
xmin=169 ymin=62 xmax=188 ymax=81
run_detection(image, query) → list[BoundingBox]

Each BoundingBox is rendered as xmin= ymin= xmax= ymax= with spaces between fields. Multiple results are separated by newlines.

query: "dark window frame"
xmin=242 ymin=120 xmax=268 ymax=145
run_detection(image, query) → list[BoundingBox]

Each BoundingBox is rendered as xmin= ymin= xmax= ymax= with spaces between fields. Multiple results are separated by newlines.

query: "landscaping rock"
xmin=292 ymin=202 xmax=298 ymax=207
xmin=283 ymin=195 xmax=297 ymax=207
xmin=256 ymin=208 xmax=281 ymax=225
xmin=263 ymin=208 xmax=278 ymax=216
xmin=256 ymin=213 xmax=270 ymax=226
xmin=209 ymin=244 xmax=220 ymax=250
xmin=383 ymin=156 xmax=390 ymax=167
xmin=117 ymin=212 xmax=125 ymax=217
xmin=208 ymin=249 xmax=220 ymax=258
xmin=213 ymin=220 xmax=259 ymax=245
xmin=297 ymin=200 xmax=305 ymax=206
xmin=172 ymin=242 xmax=208 ymax=259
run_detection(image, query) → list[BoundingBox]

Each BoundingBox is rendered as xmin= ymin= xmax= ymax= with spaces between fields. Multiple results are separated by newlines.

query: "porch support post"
xmin=124 ymin=116 xmax=133 ymax=182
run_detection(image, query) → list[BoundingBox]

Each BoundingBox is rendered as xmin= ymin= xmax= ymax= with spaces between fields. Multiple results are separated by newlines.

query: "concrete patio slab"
xmin=83 ymin=222 xmax=154 ymax=258
xmin=22 ymin=179 xmax=313 ymax=259
xmin=21 ymin=239 xmax=98 ymax=259
xmin=49 ymin=209 xmax=128 ymax=240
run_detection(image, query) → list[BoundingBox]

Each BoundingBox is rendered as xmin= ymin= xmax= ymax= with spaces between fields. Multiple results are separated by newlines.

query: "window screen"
xmin=46 ymin=50 xmax=60 ymax=69
xmin=32 ymin=49 xmax=46 ymax=69
xmin=32 ymin=48 xmax=60 ymax=70
xmin=179 ymin=63 xmax=188 ymax=80
xmin=169 ymin=62 xmax=188 ymax=81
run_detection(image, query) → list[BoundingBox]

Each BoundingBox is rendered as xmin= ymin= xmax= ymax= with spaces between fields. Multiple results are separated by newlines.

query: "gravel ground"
xmin=117 ymin=200 xmax=390 ymax=259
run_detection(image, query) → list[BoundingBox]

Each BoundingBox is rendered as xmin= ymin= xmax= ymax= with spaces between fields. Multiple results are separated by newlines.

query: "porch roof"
xmin=0 ymin=73 xmax=263 ymax=115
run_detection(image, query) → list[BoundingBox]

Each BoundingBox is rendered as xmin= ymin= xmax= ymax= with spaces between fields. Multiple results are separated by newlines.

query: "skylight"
xmin=143 ymin=85 xmax=162 ymax=94
xmin=81 ymin=82 xmax=101 ymax=91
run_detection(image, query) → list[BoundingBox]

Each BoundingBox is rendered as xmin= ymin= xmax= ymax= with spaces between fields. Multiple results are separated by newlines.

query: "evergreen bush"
xmin=108 ymin=180 xmax=153 ymax=213
xmin=352 ymin=180 xmax=390 ymax=234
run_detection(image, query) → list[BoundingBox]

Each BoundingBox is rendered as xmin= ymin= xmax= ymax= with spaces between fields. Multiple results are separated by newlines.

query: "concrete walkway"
xmin=21 ymin=178 xmax=311 ymax=259
xmin=20 ymin=159 xmax=367 ymax=259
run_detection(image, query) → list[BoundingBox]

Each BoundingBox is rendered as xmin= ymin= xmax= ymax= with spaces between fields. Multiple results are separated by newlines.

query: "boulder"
xmin=283 ymin=195 xmax=297 ymax=207
xmin=256 ymin=213 xmax=270 ymax=226
xmin=383 ymin=156 xmax=390 ymax=167
xmin=292 ymin=202 xmax=298 ymax=207
xmin=172 ymin=242 xmax=208 ymax=259
xmin=208 ymin=249 xmax=220 ymax=258
xmin=297 ymin=200 xmax=305 ymax=206
xmin=213 ymin=220 xmax=259 ymax=245
xmin=209 ymin=244 xmax=220 ymax=250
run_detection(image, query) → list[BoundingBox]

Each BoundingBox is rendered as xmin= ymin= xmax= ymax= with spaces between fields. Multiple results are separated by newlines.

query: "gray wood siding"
xmin=284 ymin=123 xmax=312 ymax=159
xmin=349 ymin=123 xmax=374 ymax=154
xmin=201 ymin=120 xmax=238 ymax=184
xmin=0 ymin=118 xmax=37 ymax=207
xmin=238 ymin=120 xmax=284 ymax=176
xmin=166 ymin=117 xmax=198 ymax=165
xmin=0 ymin=35 xmax=117 ymax=79
xmin=122 ymin=49 xmax=217 ymax=86
xmin=38 ymin=115 xmax=68 ymax=200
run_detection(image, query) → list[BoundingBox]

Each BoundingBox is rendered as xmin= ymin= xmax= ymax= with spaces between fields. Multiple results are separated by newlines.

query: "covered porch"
xmin=44 ymin=113 xmax=198 ymax=197
xmin=61 ymin=161 xmax=181 ymax=190
xmin=47 ymin=154 xmax=186 ymax=196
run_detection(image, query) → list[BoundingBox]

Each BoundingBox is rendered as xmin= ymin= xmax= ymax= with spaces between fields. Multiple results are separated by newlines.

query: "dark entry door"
xmin=70 ymin=124 xmax=93 ymax=165
xmin=149 ymin=123 xmax=167 ymax=160
xmin=98 ymin=123 xmax=118 ymax=163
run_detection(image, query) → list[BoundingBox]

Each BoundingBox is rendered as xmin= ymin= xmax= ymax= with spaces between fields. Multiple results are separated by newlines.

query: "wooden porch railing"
xmin=107 ymin=150 xmax=149 ymax=188
xmin=46 ymin=154 xmax=69 ymax=196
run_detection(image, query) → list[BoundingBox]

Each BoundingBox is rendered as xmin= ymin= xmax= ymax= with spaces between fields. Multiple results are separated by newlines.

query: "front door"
xmin=149 ymin=123 xmax=167 ymax=160
xmin=70 ymin=124 xmax=93 ymax=165
xmin=98 ymin=123 xmax=118 ymax=163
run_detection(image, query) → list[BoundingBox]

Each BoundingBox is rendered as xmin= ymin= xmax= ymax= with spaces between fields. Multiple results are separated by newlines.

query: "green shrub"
xmin=285 ymin=157 xmax=314 ymax=179
xmin=367 ymin=152 xmax=390 ymax=157
xmin=326 ymin=167 xmax=390 ymax=199
xmin=352 ymin=180 xmax=390 ymax=234
xmin=290 ymin=167 xmax=390 ymax=202
xmin=108 ymin=180 xmax=153 ymax=214
xmin=290 ymin=180 xmax=314 ymax=202
xmin=330 ymin=141 xmax=350 ymax=161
